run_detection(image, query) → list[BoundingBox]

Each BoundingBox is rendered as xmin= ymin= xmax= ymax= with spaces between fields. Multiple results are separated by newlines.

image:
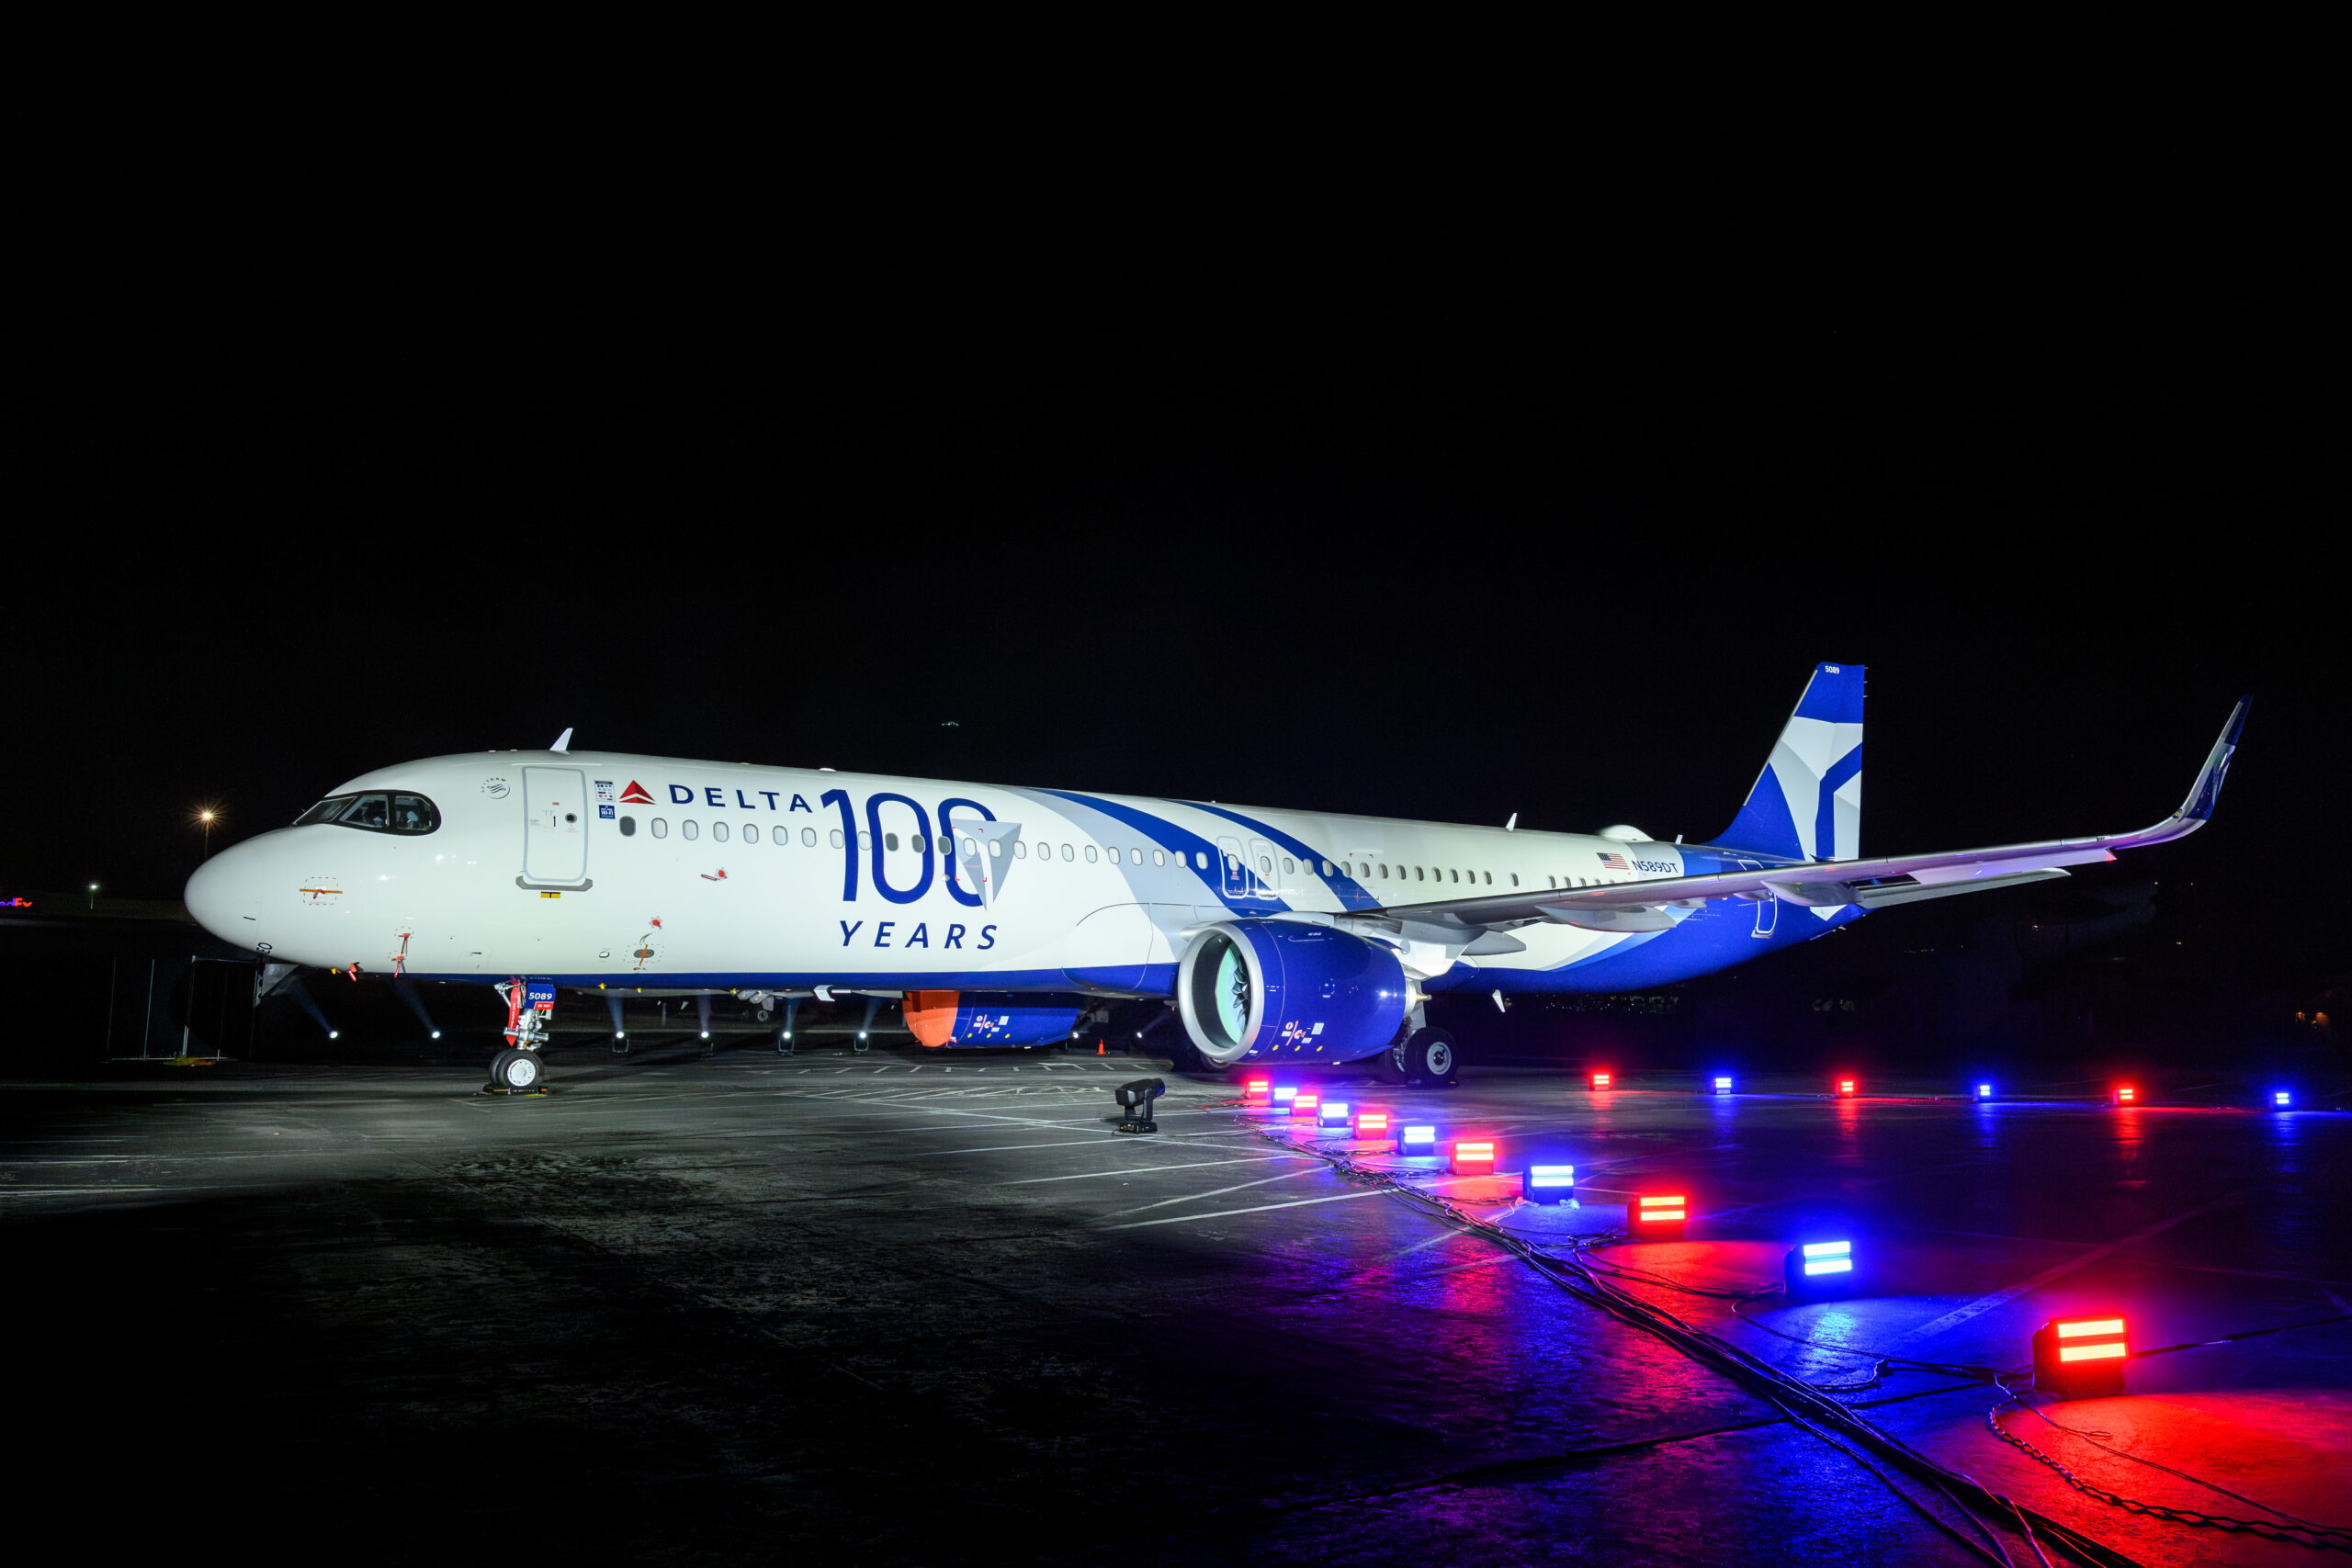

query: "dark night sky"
xmin=8 ymin=247 xmax=2344 ymax=972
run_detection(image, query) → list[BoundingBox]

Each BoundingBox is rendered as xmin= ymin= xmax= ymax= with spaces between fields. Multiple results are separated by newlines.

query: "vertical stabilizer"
xmin=1709 ymin=663 xmax=1865 ymax=863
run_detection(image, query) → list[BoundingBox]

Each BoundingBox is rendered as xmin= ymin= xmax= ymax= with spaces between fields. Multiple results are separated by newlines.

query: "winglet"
xmin=2174 ymin=695 xmax=2249 ymax=824
xmin=551 ymin=728 xmax=573 ymax=753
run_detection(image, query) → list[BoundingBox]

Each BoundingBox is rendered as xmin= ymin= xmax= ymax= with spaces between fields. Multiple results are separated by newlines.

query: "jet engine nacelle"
xmin=1175 ymin=919 xmax=1408 ymax=1067
xmin=904 ymin=991 xmax=1082 ymax=1047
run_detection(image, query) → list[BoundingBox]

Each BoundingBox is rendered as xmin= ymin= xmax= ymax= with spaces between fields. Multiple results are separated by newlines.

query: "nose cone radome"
xmin=185 ymin=843 xmax=262 ymax=946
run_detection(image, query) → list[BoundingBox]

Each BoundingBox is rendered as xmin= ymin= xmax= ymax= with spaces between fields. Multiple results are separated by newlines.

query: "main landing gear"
xmin=489 ymin=979 xmax=549 ymax=1094
xmin=1394 ymin=1026 xmax=1459 ymax=1088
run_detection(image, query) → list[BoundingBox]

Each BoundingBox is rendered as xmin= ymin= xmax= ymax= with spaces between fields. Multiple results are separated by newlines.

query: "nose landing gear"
xmin=489 ymin=978 xmax=551 ymax=1094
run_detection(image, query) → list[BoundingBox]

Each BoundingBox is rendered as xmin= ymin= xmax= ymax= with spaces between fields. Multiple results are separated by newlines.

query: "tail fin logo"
xmin=1712 ymin=663 xmax=1866 ymax=863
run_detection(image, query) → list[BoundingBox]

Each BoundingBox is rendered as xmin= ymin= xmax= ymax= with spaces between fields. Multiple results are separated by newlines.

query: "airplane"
xmin=183 ymin=665 xmax=2246 ymax=1093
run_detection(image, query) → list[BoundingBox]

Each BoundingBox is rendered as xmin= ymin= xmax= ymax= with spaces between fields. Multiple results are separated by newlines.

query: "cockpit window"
xmin=294 ymin=793 xmax=440 ymax=835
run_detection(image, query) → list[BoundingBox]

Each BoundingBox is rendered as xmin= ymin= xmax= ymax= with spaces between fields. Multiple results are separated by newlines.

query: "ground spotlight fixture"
xmin=1317 ymin=1100 xmax=1351 ymax=1129
xmin=1395 ymin=1123 xmax=1438 ymax=1156
xmin=1835 ymin=1077 xmax=1857 ymax=1098
xmin=1449 ymin=1140 xmax=1496 ymax=1177
xmin=2111 ymin=1085 xmax=2136 ymax=1107
xmin=1352 ymin=1110 xmax=1389 ymax=1140
xmin=1243 ymin=1077 xmax=1272 ymax=1106
xmin=2272 ymin=1089 xmax=2292 ymax=1109
xmin=327 ymin=1030 xmax=341 ymax=1041
xmin=2033 ymin=1314 xmax=2128 ymax=1399
xmin=1976 ymin=1082 xmax=1994 ymax=1101
xmin=1290 ymin=1089 xmax=1321 ymax=1118
xmin=1271 ymin=1085 xmax=1298 ymax=1111
xmin=1114 ymin=1077 xmax=1165 ymax=1135
xmin=1785 ymin=1239 xmax=1856 ymax=1301
xmin=431 ymin=1031 xmax=442 ymax=1040
xmin=1522 ymin=1164 xmax=1576 ymax=1203
xmin=1631 ymin=1191 xmax=1688 ymax=1239
xmin=1589 ymin=1070 xmax=1613 ymax=1091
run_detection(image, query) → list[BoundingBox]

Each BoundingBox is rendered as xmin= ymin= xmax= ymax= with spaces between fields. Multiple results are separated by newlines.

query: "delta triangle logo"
xmin=618 ymin=781 xmax=656 ymax=805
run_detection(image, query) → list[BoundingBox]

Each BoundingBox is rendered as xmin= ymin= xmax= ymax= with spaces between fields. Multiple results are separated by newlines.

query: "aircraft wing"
xmin=1372 ymin=696 xmax=2247 ymax=936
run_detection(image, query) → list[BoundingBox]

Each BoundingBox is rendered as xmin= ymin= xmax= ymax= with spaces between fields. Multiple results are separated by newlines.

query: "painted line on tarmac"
xmin=908 ymin=1134 xmax=1257 ymax=1156
xmin=998 ymin=1155 xmax=1308 ymax=1186
xmin=1898 ymin=1190 xmax=2253 ymax=1344
xmin=1101 ymin=1188 xmax=1392 ymax=1229
xmin=1098 ymin=1165 xmax=1328 ymax=1217
xmin=0 ymin=1186 xmax=174 ymax=1197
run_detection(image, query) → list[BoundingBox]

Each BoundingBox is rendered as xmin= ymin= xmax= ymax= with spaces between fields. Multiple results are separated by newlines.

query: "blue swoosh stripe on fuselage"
xmin=1182 ymin=802 xmax=1382 ymax=911
xmin=1031 ymin=789 xmax=1290 ymax=917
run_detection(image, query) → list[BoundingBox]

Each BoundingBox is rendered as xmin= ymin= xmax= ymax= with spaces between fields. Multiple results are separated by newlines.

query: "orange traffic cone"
xmin=1097 ymin=1041 xmax=1104 ymax=1055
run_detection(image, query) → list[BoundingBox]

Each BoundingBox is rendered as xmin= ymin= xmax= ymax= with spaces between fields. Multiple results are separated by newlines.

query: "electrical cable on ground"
xmin=1244 ymin=1118 xmax=2142 ymax=1568
xmin=1985 ymin=1381 xmax=2352 ymax=1553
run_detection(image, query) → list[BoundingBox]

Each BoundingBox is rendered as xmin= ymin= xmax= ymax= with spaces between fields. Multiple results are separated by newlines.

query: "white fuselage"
xmin=185 ymin=749 xmax=1691 ymax=996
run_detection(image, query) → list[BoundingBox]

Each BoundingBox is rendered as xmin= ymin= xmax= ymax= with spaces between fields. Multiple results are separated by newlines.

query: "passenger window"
xmin=1014 ymin=841 xmax=1027 ymax=858
xmin=1449 ymin=869 xmax=1459 ymax=884
xmin=743 ymin=824 xmax=759 ymax=844
xmin=1510 ymin=874 xmax=1519 ymax=886
xmin=652 ymin=818 xmax=669 ymax=840
xmin=859 ymin=831 xmax=872 ymax=851
xmin=989 ymin=840 xmax=1003 ymax=858
xmin=1282 ymin=856 xmax=1295 ymax=874
xmin=1152 ymin=849 xmax=1165 ymax=866
xmin=684 ymin=820 xmax=700 ymax=840
xmin=1547 ymin=875 xmax=1556 ymax=888
xmin=1085 ymin=845 xmax=1099 ymax=863
xmin=1483 ymin=871 xmax=1492 ymax=885
xmin=962 ymin=837 xmax=978 ymax=857
xmin=1196 ymin=852 xmax=1209 ymax=870
xmin=1357 ymin=862 xmax=1369 ymax=876
xmin=1414 ymin=866 xmax=1424 ymax=881
xmin=1259 ymin=855 xmax=1272 ymax=874
xmin=1378 ymin=864 xmax=1388 ymax=878
xmin=803 ymin=828 xmax=817 ymax=847
xmin=338 ymin=795 xmax=390 ymax=829
xmin=885 ymin=832 xmax=899 ymax=852
xmin=713 ymin=822 xmax=730 ymax=843
xmin=830 ymin=829 xmax=843 ymax=849
xmin=1063 ymin=843 xmax=1075 ymax=862
xmin=619 ymin=816 xmax=636 ymax=837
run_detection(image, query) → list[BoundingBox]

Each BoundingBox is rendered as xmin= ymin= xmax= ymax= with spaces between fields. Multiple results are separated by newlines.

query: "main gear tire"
xmin=1395 ymin=1028 xmax=1459 ymax=1088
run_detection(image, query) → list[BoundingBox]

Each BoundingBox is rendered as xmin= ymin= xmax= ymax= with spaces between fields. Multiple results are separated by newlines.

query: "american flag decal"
xmin=1598 ymin=852 xmax=1631 ymax=871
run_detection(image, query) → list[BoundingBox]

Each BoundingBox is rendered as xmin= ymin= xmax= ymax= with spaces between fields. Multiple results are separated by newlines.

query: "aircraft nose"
xmin=185 ymin=841 xmax=264 ymax=946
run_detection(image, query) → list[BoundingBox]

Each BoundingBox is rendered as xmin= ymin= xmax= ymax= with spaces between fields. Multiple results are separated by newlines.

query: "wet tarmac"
xmin=4 ymin=1045 xmax=2346 ymax=1566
